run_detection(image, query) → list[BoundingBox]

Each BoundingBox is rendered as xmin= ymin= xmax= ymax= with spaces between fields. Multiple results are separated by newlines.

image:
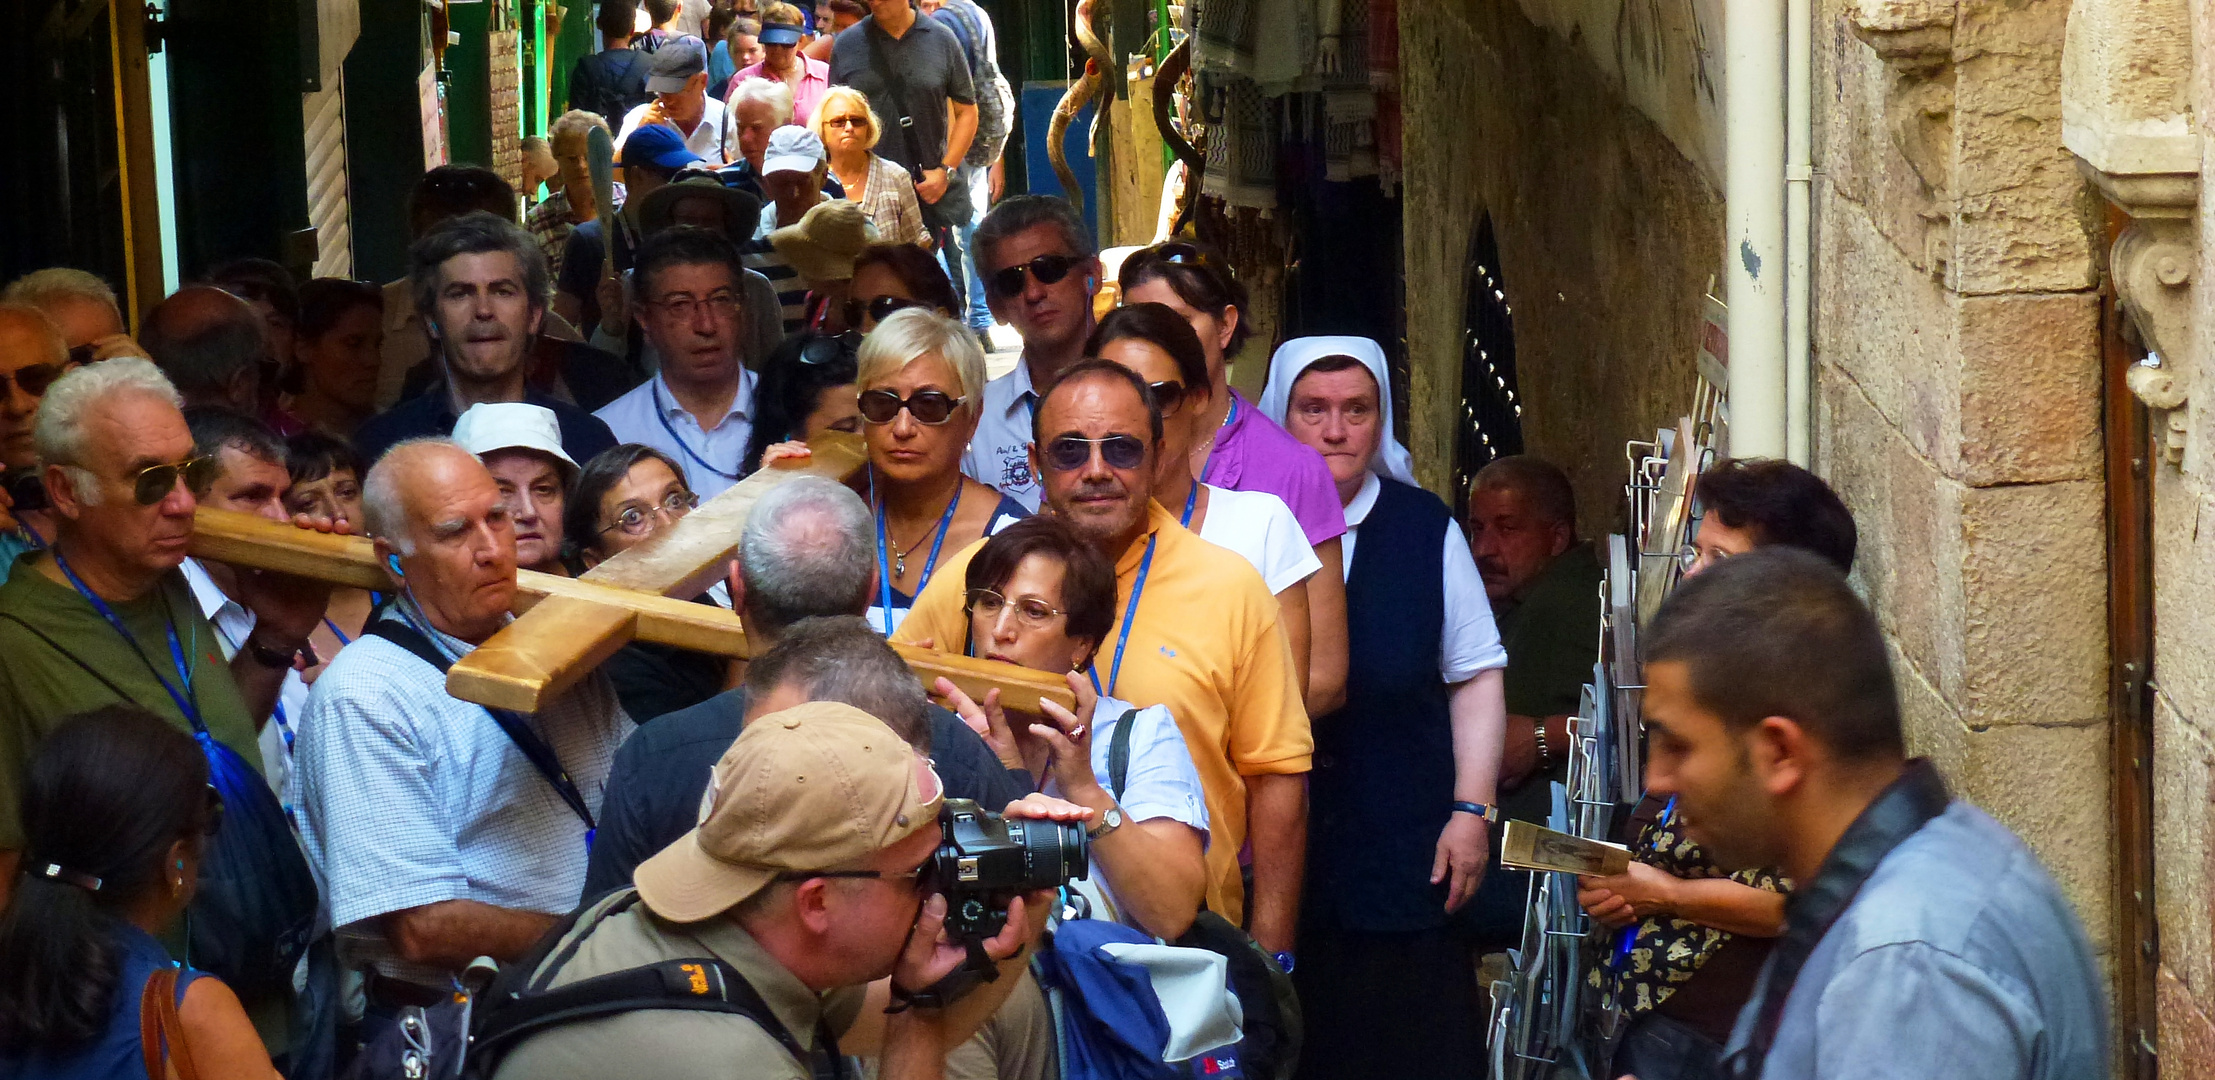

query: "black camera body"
xmin=931 ymin=798 xmax=1088 ymax=944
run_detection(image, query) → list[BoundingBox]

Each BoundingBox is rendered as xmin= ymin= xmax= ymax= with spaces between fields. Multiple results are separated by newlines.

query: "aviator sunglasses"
xmin=124 ymin=455 xmax=221 ymax=506
xmin=988 ymin=254 xmax=1084 ymax=297
xmin=857 ymin=388 xmax=965 ymax=426
xmin=1042 ymin=434 xmax=1147 ymax=472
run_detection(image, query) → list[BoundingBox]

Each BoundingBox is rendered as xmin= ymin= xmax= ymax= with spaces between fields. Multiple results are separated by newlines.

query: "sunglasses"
xmin=801 ymin=330 xmax=862 ymax=366
xmin=1146 ymin=380 xmax=1188 ymax=414
xmin=128 ymin=455 xmax=220 ymax=506
xmin=1 ymin=362 xmax=70 ymax=398
xmin=823 ymin=115 xmax=870 ymax=129
xmin=988 ymin=254 xmax=1084 ymax=297
xmin=858 ymin=388 xmax=964 ymax=426
xmin=1043 ymin=434 xmax=1146 ymax=472
xmin=1134 ymin=241 xmax=1219 ymax=271
xmin=843 ymin=295 xmax=926 ymax=327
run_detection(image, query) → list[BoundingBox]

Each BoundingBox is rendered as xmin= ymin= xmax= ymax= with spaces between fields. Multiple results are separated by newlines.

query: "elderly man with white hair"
xmin=295 ymin=437 xmax=632 ymax=1018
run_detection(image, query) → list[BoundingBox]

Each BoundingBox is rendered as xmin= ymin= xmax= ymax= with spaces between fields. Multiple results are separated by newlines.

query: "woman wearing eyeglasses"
xmin=845 ymin=308 xmax=1027 ymax=634
xmin=567 ymin=444 xmax=732 ymax=722
xmin=814 ymin=86 xmax=931 ymax=249
xmin=0 ymin=704 xmax=280 ymax=1080
xmin=1119 ymin=241 xmax=1350 ymax=718
xmin=1087 ymin=304 xmax=1334 ymax=707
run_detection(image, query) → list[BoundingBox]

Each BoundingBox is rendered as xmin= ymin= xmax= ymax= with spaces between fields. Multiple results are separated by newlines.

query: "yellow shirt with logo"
xmin=897 ymin=500 xmax=1313 ymax=923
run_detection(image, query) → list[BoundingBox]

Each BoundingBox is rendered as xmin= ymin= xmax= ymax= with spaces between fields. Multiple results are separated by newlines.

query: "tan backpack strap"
xmin=137 ymin=966 xmax=203 ymax=1080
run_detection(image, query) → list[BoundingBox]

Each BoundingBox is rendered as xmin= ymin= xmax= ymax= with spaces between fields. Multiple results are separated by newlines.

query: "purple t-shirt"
xmin=1201 ymin=390 xmax=1348 ymax=547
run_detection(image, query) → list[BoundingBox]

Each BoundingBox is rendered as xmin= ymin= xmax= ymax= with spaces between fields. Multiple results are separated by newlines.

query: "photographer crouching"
xmin=486 ymin=701 xmax=1091 ymax=1079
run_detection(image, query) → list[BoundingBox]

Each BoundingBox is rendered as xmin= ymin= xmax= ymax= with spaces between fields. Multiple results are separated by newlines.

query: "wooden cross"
xmin=185 ymin=432 xmax=1075 ymax=715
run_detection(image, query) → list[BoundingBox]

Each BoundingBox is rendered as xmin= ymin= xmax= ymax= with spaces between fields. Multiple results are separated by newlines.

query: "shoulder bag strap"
xmin=1106 ymin=708 xmax=1139 ymax=801
xmin=863 ymin=31 xmax=924 ymax=175
xmin=1722 ymin=759 xmax=1952 ymax=1079
xmin=365 ymin=622 xmax=596 ymax=830
xmin=140 ymin=967 xmax=203 ymax=1080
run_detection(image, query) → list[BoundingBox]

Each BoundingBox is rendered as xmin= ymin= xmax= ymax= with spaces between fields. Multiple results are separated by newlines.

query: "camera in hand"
xmin=931 ymin=798 xmax=1088 ymax=944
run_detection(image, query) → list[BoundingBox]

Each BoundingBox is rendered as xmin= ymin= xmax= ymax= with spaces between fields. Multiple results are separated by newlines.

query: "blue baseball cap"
xmin=618 ymin=123 xmax=706 ymax=170
xmin=759 ymin=21 xmax=805 ymax=45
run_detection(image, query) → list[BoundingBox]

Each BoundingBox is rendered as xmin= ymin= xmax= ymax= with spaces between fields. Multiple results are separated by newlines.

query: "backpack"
xmin=1097 ymin=710 xmax=1304 ymax=1080
xmin=571 ymin=48 xmax=653 ymax=127
xmin=340 ymin=890 xmax=849 ymax=1080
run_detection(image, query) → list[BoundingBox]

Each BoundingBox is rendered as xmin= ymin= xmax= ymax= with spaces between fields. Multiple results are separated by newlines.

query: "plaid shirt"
xmin=526 ymin=184 xmax=626 ymax=282
xmin=850 ymin=154 xmax=930 ymax=248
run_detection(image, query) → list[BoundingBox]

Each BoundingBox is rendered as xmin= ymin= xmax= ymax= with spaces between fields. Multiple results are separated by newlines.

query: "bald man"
xmin=141 ymin=285 xmax=269 ymax=413
xmin=295 ymin=438 xmax=633 ymax=1006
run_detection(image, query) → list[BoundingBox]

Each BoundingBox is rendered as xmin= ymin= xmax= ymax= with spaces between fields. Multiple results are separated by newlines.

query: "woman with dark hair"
xmin=1680 ymin=456 xmax=1857 ymax=576
xmin=285 ymin=278 xmax=385 ymax=437
xmin=566 ymin=444 xmax=730 ymax=721
xmin=954 ymin=515 xmax=1208 ymax=940
xmin=1087 ymin=303 xmax=1340 ymax=713
xmin=282 ymin=429 xmax=374 ymax=686
xmin=1119 ymin=242 xmax=1350 ymax=716
xmin=740 ymin=330 xmax=863 ymax=473
xmin=0 ymin=704 xmax=280 ymax=1078
xmin=847 ymin=242 xmax=961 ymax=331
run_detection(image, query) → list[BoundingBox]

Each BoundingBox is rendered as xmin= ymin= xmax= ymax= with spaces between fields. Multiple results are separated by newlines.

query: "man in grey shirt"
xmin=829 ymin=0 xmax=978 ymax=296
xmin=1636 ymin=548 xmax=2106 ymax=1080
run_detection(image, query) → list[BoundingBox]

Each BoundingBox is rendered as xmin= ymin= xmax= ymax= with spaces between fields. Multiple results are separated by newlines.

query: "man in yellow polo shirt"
xmin=898 ymin=360 xmax=1312 ymax=961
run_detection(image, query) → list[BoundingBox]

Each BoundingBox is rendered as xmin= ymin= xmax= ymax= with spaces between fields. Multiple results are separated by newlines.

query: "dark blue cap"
xmin=618 ymin=123 xmax=706 ymax=170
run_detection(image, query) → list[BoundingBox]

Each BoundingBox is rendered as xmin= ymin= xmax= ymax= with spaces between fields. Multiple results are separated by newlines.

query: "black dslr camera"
xmin=931 ymin=798 xmax=1088 ymax=945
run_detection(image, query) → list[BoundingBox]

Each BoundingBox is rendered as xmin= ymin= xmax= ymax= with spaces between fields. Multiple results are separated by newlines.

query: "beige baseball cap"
xmin=634 ymin=701 xmax=945 ymax=923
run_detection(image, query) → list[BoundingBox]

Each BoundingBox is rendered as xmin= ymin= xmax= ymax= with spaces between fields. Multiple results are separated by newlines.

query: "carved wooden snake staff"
xmin=1048 ymin=0 xmax=1113 ymax=218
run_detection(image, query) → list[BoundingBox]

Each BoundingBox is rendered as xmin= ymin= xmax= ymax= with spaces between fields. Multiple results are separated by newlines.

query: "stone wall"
xmin=1811 ymin=0 xmax=2112 ymax=959
xmin=1399 ymin=0 xmax=1720 ymax=533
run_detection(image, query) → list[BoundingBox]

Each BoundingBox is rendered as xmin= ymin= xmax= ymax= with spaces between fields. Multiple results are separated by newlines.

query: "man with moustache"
xmin=356 ymin=212 xmax=620 ymax=467
xmin=897 ymin=360 xmax=1312 ymax=961
xmin=296 ymin=439 xmax=633 ymax=1012
xmin=1636 ymin=549 xmax=2104 ymax=1079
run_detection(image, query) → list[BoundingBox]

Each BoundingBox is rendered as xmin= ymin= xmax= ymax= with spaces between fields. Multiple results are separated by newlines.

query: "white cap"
xmin=451 ymin=402 xmax=578 ymax=470
xmin=762 ymin=125 xmax=828 ymax=177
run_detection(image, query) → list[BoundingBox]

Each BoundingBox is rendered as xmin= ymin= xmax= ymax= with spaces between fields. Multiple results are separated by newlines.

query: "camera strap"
xmin=1104 ymin=708 xmax=1140 ymax=801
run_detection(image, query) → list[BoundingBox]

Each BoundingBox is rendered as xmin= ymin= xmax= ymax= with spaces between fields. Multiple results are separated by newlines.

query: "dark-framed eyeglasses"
xmin=857 ymin=388 xmax=964 ymax=426
xmin=964 ymin=587 xmax=1066 ymax=627
xmin=649 ymin=291 xmax=744 ymax=321
xmin=1043 ymin=434 xmax=1146 ymax=472
xmin=987 ymin=254 xmax=1083 ymax=297
xmin=844 ymin=294 xmax=926 ymax=327
xmin=1 ymin=361 xmax=71 ymax=398
xmin=599 ymin=489 xmax=701 ymax=537
xmin=800 ymin=330 xmax=863 ymax=366
xmin=129 ymin=455 xmax=220 ymax=506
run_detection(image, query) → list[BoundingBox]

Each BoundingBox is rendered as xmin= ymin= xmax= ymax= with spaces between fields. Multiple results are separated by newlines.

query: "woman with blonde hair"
xmin=814 ymin=85 xmax=930 ymax=248
xmin=847 ymin=307 xmax=1026 ymax=631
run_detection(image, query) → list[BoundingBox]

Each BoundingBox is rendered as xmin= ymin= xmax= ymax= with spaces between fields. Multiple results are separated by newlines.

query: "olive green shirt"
xmin=492 ymin=890 xmax=869 ymax=1080
xmin=1494 ymin=541 xmax=1603 ymax=822
xmin=0 ymin=554 xmax=264 ymax=850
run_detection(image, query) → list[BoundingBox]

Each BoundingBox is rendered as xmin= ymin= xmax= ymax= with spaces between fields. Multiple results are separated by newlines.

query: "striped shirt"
xmin=296 ymin=600 xmax=633 ymax=987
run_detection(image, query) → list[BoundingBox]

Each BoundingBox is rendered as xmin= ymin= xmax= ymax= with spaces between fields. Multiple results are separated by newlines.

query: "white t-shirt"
xmin=616 ymin=96 xmax=729 ymax=164
xmin=1195 ymin=485 xmax=1322 ymax=595
xmin=1341 ymin=474 xmax=1509 ymax=684
xmin=1045 ymin=695 xmax=1210 ymax=932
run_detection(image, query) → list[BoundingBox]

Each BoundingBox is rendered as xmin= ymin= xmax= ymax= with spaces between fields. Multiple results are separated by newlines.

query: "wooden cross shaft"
xmin=185 ymin=433 xmax=1075 ymax=715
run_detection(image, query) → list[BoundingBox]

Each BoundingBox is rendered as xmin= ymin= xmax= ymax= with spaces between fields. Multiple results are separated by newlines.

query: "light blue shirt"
xmin=959 ymin=359 xmax=1041 ymax=511
xmin=296 ymin=601 xmax=634 ymax=986
xmin=1725 ymin=800 xmax=2108 ymax=1080
xmin=1046 ymin=695 xmax=1208 ymax=931
xmin=594 ymin=369 xmax=759 ymax=500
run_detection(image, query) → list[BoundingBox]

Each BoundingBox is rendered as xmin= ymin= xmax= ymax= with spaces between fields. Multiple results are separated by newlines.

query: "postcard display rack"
xmin=1484 ymin=366 xmax=1727 ymax=1079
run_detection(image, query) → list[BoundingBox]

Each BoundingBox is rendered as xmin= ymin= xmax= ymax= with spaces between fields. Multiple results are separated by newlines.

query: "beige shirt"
xmin=492 ymin=891 xmax=868 ymax=1079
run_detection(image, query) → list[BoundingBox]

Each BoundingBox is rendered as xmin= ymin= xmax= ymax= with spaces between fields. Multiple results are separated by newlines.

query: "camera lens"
xmin=1007 ymin=816 xmax=1089 ymax=890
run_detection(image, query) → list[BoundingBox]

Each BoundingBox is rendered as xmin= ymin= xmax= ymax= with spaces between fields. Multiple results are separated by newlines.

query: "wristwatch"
xmin=243 ymin=633 xmax=301 ymax=670
xmin=1085 ymin=806 xmax=1125 ymax=840
xmin=1452 ymin=801 xmax=1500 ymax=823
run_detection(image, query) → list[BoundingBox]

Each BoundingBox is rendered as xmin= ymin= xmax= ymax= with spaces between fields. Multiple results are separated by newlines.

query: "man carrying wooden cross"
xmin=294 ymin=438 xmax=634 ymax=1019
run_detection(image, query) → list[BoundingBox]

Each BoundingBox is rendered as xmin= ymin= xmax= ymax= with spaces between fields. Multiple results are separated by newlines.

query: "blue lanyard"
xmin=53 ymin=550 xmax=203 ymax=732
xmin=870 ymin=468 xmax=962 ymax=635
xmin=652 ymin=379 xmax=743 ymax=482
xmin=1178 ymin=478 xmax=1200 ymax=528
xmin=1087 ymin=533 xmax=1157 ymax=699
xmin=323 ymin=617 xmax=353 ymax=646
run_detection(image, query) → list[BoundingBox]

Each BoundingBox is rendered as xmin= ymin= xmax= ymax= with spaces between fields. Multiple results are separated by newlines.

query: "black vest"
xmin=1306 ymin=478 xmax=1458 ymax=933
